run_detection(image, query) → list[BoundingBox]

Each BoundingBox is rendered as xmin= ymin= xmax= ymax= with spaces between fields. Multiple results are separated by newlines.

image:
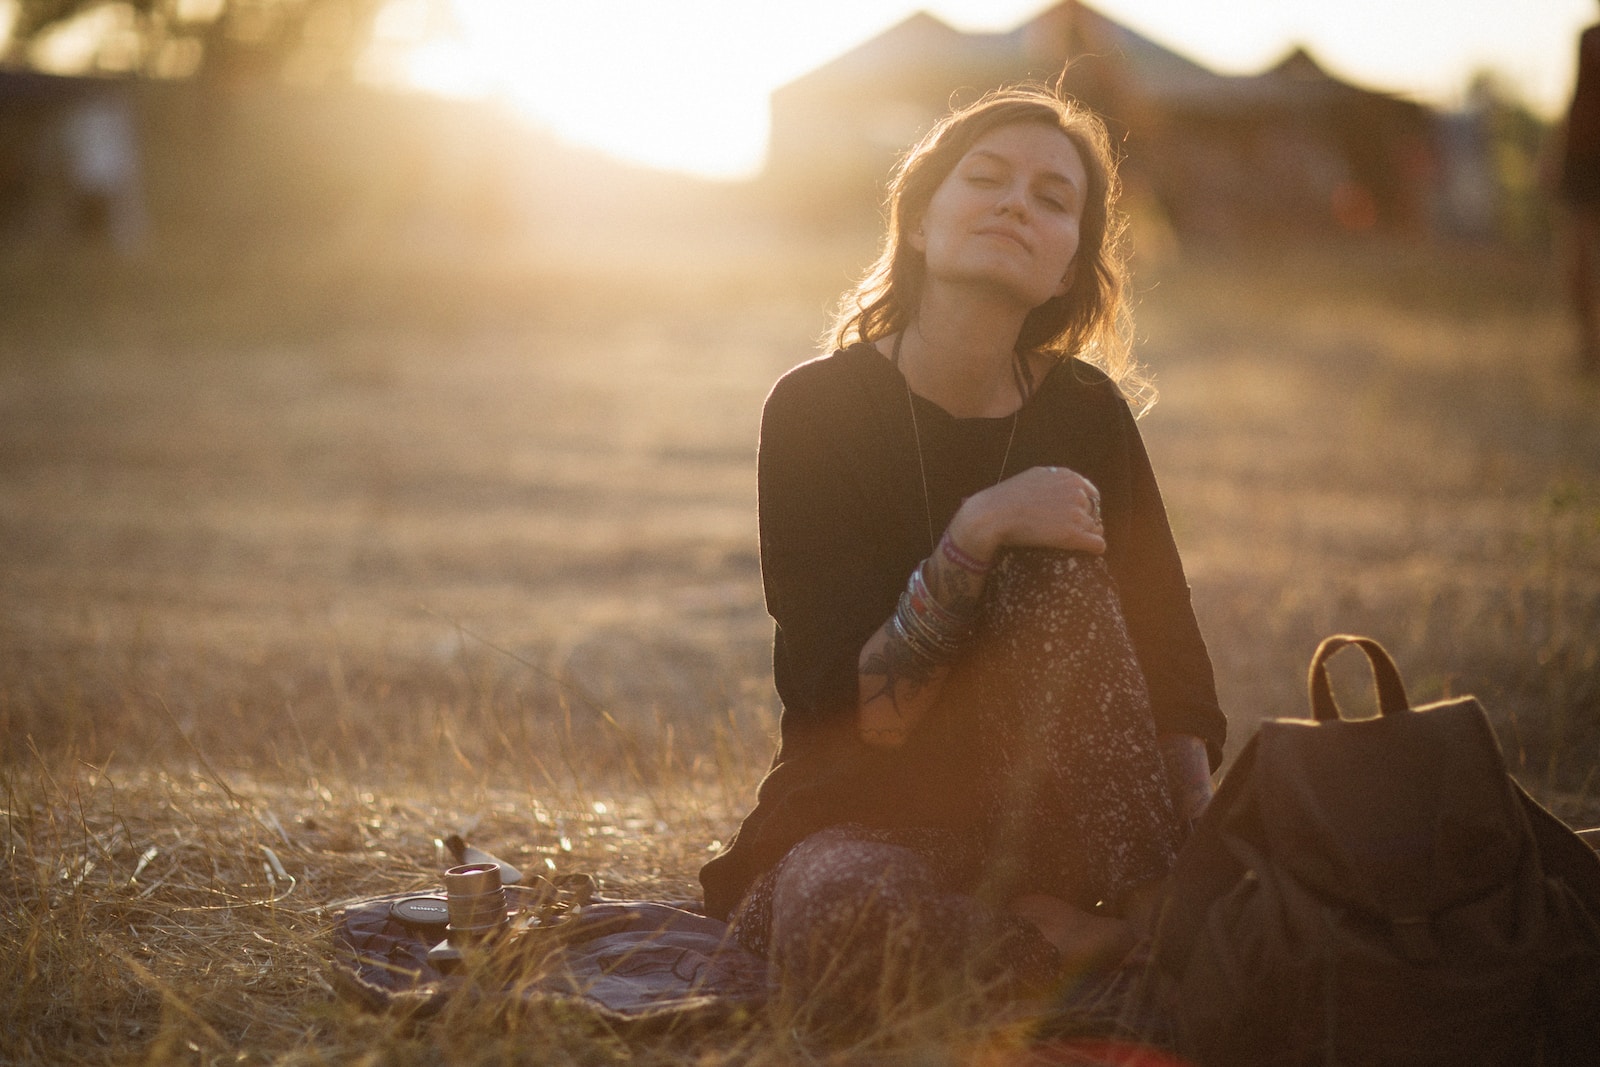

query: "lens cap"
xmin=390 ymin=895 xmax=450 ymax=930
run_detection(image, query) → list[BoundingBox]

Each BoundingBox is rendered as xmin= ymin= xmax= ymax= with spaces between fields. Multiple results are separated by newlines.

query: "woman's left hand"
xmin=947 ymin=464 xmax=1105 ymax=563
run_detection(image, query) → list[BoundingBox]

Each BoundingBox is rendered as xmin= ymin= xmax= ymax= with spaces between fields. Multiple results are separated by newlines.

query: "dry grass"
xmin=3 ymin=213 xmax=1599 ymax=1064
xmin=1135 ymin=243 xmax=1600 ymax=794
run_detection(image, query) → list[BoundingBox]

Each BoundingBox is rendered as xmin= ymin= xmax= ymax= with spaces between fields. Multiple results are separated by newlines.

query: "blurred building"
xmin=765 ymin=0 xmax=1439 ymax=242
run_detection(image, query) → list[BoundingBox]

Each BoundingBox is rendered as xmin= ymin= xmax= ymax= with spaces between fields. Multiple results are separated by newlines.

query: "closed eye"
xmin=1035 ymin=181 xmax=1079 ymax=214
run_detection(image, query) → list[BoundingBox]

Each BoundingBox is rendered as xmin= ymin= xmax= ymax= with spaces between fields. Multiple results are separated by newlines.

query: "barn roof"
xmin=773 ymin=1 xmax=1416 ymax=116
xmin=1019 ymin=0 xmax=1228 ymax=101
xmin=774 ymin=11 xmax=1016 ymax=99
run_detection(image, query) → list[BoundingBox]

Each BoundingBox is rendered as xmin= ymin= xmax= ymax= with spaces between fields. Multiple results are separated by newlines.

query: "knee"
xmin=984 ymin=550 xmax=1123 ymax=634
xmin=766 ymin=830 xmax=965 ymax=1034
xmin=768 ymin=831 xmax=933 ymax=969
xmin=772 ymin=831 xmax=928 ymax=927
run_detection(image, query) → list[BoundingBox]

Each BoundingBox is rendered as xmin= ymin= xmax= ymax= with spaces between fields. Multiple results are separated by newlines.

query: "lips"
xmin=973 ymin=226 xmax=1031 ymax=253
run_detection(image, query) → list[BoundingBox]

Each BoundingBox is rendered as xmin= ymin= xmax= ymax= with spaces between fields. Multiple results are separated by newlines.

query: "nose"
xmin=995 ymin=181 xmax=1028 ymax=219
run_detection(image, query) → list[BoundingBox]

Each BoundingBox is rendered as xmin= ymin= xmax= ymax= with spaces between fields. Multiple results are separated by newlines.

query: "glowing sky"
xmin=384 ymin=0 xmax=1597 ymax=178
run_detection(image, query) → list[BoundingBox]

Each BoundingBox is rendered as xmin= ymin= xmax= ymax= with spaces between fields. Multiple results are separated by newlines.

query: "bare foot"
xmin=1008 ymin=893 xmax=1135 ymax=974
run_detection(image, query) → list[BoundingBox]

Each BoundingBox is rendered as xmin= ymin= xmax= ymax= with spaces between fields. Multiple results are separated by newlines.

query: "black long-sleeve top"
xmin=700 ymin=343 xmax=1225 ymax=919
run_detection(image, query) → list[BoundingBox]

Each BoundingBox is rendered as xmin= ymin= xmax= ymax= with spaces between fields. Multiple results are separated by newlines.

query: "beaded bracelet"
xmin=891 ymin=561 xmax=973 ymax=665
xmin=939 ymin=531 xmax=993 ymax=575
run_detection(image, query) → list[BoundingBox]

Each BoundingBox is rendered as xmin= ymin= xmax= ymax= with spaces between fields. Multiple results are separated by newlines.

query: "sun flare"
xmin=376 ymin=0 xmax=1592 ymax=180
xmin=379 ymin=0 xmax=1052 ymax=179
xmin=392 ymin=0 xmax=782 ymax=179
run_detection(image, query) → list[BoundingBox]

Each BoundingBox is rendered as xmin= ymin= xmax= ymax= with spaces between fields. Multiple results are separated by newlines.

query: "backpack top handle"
xmin=1307 ymin=635 xmax=1413 ymax=722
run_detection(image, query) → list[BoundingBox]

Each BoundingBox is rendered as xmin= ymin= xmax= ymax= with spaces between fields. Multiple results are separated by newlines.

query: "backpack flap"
xmin=1254 ymin=698 xmax=1528 ymax=957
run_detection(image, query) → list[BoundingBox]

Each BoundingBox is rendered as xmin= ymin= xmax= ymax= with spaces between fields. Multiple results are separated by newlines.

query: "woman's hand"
xmin=856 ymin=466 xmax=1103 ymax=749
xmin=947 ymin=465 xmax=1105 ymax=564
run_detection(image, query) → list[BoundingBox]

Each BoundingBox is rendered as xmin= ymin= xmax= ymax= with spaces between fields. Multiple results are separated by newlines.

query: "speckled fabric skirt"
xmin=730 ymin=550 xmax=1180 ymax=1001
xmin=971 ymin=549 xmax=1181 ymax=908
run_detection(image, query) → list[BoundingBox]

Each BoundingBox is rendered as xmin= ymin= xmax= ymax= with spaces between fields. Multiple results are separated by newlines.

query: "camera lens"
xmin=444 ymin=862 xmax=508 ymax=937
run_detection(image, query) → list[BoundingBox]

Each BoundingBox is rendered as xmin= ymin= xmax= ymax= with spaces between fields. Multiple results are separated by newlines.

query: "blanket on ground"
xmin=331 ymin=889 xmax=771 ymax=1028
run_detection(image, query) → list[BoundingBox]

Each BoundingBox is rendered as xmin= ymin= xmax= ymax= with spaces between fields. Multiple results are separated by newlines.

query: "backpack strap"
xmin=1307 ymin=635 xmax=1411 ymax=721
xmin=1519 ymin=783 xmax=1600 ymax=905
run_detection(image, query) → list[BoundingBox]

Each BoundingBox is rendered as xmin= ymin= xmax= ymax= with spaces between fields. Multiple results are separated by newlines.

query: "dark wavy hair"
xmin=829 ymin=83 xmax=1149 ymax=408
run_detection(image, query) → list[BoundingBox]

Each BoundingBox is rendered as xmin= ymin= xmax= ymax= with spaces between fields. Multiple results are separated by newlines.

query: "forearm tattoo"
xmin=924 ymin=548 xmax=985 ymax=620
xmin=860 ymin=627 xmax=943 ymax=712
xmin=857 ymin=540 xmax=989 ymax=745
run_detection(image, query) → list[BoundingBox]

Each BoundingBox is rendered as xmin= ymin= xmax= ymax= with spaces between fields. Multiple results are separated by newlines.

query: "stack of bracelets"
xmin=891 ymin=560 xmax=977 ymax=666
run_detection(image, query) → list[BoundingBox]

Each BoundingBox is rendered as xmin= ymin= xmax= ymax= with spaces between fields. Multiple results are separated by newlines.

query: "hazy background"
xmin=3 ymin=7 xmax=1600 ymax=1061
xmin=1 ymin=0 xmax=1595 ymax=787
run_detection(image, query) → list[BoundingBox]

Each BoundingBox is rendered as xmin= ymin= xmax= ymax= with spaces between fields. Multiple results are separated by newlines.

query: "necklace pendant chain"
xmin=893 ymin=331 xmax=1024 ymax=554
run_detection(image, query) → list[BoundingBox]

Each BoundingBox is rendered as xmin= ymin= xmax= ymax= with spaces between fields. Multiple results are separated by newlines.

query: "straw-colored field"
xmin=3 ymin=218 xmax=1598 ymax=1063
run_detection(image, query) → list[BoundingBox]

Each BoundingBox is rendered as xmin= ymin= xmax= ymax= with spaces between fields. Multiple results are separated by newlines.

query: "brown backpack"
xmin=1142 ymin=635 xmax=1600 ymax=1066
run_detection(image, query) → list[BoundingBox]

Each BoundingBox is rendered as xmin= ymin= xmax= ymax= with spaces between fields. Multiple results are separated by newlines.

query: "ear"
xmin=1052 ymin=256 xmax=1078 ymax=299
xmin=907 ymin=217 xmax=927 ymax=254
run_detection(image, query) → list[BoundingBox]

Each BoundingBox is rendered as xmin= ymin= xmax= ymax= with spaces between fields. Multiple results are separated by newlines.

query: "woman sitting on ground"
xmin=700 ymin=84 xmax=1226 ymax=1022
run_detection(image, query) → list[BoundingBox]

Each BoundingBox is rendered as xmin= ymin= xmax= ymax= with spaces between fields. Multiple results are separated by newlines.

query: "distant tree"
xmin=4 ymin=0 xmax=392 ymax=84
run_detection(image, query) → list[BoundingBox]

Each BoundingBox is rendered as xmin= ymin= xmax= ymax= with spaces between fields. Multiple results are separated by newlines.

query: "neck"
xmin=897 ymin=286 xmax=1031 ymax=418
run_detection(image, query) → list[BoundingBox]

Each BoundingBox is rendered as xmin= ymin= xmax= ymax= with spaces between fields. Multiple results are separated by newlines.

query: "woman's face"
xmin=909 ymin=122 xmax=1088 ymax=312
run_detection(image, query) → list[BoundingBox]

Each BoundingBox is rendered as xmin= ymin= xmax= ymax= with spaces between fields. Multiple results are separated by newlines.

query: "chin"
xmin=936 ymin=265 xmax=1056 ymax=310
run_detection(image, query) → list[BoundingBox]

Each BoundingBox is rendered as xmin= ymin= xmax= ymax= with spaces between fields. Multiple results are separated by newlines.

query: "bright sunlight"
xmin=6 ymin=0 xmax=1592 ymax=177
xmin=375 ymin=0 xmax=1594 ymax=180
xmin=387 ymin=0 xmax=816 ymax=179
xmin=379 ymin=0 xmax=1044 ymax=179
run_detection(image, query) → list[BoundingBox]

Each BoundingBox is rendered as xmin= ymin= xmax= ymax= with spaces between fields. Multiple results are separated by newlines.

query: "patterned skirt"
xmin=729 ymin=550 xmax=1181 ymax=1004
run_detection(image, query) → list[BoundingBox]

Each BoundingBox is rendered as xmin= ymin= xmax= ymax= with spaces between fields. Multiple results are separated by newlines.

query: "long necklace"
xmin=892 ymin=330 xmax=1025 ymax=553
